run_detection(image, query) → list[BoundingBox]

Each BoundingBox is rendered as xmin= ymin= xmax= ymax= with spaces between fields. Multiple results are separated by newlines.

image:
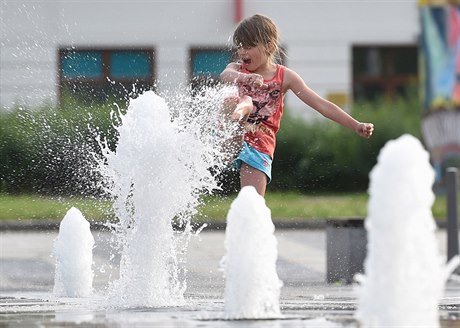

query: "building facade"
xmin=1 ymin=0 xmax=420 ymax=115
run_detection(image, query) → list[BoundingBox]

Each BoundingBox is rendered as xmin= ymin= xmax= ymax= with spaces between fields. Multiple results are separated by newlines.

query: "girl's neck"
xmin=252 ymin=61 xmax=277 ymax=79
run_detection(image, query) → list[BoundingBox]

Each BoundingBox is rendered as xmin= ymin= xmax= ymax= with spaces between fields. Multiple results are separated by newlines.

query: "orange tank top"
xmin=238 ymin=64 xmax=285 ymax=158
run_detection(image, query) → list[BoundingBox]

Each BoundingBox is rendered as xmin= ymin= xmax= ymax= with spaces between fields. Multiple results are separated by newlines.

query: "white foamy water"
xmin=53 ymin=207 xmax=94 ymax=298
xmin=99 ymin=89 xmax=239 ymax=308
xmin=221 ymin=186 xmax=283 ymax=319
xmin=357 ymin=134 xmax=459 ymax=327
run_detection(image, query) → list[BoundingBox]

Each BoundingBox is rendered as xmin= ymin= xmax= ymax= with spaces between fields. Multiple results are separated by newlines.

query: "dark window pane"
xmin=352 ymin=45 xmax=418 ymax=102
xmin=354 ymin=83 xmax=385 ymax=102
xmin=393 ymin=47 xmax=418 ymax=75
xmin=353 ymin=47 xmax=382 ymax=76
xmin=110 ymin=51 xmax=152 ymax=79
xmin=59 ymin=48 xmax=155 ymax=106
xmin=62 ymin=51 xmax=103 ymax=79
xmin=192 ymin=51 xmax=231 ymax=76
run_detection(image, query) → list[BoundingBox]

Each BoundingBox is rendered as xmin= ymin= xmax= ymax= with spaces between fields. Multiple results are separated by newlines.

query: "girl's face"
xmin=237 ymin=45 xmax=269 ymax=72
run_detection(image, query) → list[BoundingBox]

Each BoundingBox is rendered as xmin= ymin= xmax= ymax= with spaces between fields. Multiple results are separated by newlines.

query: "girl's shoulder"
xmin=280 ymin=66 xmax=303 ymax=92
xmin=274 ymin=64 xmax=285 ymax=81
xmin=276 ymin=64 xmax=289 ymax=78
xmin=279 ymin=65 xmax=294 ymax=76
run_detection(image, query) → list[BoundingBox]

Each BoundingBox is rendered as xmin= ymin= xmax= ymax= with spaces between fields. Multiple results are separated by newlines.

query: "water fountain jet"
xmin=53 ymin=207 xmax=94 ymax=298
xmin=357 ymin=134 xmax=460 ymax=327
xmin=97 ymin=89 xmax=239 ymax=308
xmin=221 ymin=186 xmax=283 ymax=319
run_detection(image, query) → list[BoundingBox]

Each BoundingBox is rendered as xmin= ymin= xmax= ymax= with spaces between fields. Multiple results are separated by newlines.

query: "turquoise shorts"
xmin=233 ymin=142 xmax=273 ymax=183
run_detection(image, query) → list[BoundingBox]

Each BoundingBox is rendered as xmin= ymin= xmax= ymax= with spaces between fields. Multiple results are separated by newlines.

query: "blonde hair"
xmin=233 ymin=14 xmax=284 ymax=64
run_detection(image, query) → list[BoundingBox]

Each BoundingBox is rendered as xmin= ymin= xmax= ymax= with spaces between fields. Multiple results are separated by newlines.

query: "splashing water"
xmin=221 ymin=186 xmax=283 ymax=319
xmin=53 ymin=207 xmax=94 ymax=298
xmin=356 ymin=134 xmax=460 ymax=327
xmin=98 ymin=88 xmax=239 ymax=308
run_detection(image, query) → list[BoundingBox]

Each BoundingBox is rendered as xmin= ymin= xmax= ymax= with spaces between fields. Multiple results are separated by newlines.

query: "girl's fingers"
xmin=359 ymin=123 xmax=374 ymax=138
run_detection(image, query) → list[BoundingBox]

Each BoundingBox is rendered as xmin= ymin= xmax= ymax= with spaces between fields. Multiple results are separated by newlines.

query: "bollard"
xmin=326 ymin=219 xmax=367 ymax=284
xmin=446 ymin=167 xmax=459 ymax=263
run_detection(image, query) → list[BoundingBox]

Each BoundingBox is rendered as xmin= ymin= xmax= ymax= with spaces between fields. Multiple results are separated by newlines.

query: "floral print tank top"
xmin=238 ymin=64 xmax=285 ymax=158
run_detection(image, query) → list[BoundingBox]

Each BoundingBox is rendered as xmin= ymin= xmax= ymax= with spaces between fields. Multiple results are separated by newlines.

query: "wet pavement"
xmin=0 ymin=228 xmax=459 ymax=327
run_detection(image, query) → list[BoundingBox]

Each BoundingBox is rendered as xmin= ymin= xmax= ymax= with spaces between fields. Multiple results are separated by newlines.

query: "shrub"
xmin=0 ymin=92 xmax=422 ymax=195
xmin=0 ymin=101 xmax=117 ymax=195
xmin=271 ymin=93 xmax=422 ymax=192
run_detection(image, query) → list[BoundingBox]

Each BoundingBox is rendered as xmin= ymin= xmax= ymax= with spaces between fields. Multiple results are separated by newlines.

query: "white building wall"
xmin=243 ymin=0 xmax=419 ymax=117
xmin=1 ymin=0 xmax=419 ymax=114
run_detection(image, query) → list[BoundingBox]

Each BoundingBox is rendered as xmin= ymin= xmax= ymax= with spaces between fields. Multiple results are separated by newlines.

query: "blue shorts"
xmin=233 ymin=142 xmax=273 ymax=183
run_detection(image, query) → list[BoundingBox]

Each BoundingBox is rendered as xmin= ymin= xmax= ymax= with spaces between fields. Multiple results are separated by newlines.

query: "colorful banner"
xmin=420 ymin=3 xmax=460 ymax=111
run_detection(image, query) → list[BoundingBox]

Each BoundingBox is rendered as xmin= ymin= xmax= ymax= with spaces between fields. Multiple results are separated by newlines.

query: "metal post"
xmin=446 ymin=167 xmax=459 ymax=262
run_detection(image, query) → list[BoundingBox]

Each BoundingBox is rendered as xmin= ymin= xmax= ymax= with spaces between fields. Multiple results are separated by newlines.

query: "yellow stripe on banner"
xmin=419 ymin=0 xmax=460 ymax=6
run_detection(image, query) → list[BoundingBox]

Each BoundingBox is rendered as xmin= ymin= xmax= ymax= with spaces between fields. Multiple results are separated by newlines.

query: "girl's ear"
xmin=266 ymin=42 xmax=276 ymax=55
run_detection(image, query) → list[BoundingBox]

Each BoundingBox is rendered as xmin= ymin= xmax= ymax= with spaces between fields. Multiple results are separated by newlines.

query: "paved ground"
xmin=0 ymin=228 xmax=459 ymax=327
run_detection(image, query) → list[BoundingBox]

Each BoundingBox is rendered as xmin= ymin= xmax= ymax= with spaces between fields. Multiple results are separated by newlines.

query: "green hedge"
xmin=0 ymin=102 xmax=118 ymax=195
xmin=271 ymin=94 xmax=422 ymax=192
xmin=0 ymin=93 xmax=422 ymax=195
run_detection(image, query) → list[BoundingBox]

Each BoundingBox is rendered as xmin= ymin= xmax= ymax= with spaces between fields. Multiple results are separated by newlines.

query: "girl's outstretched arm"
xmin=284 ymin=68 xmax=374 ymax=139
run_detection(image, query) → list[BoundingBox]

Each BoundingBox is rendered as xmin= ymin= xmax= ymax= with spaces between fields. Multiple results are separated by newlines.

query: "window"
xmin=352 ymin=45 xmax=418 ymax=102
xmin=189 ymin=48 xmax=232 ymax=90
xmin=59 ymin=48 xmax=155 ymax=104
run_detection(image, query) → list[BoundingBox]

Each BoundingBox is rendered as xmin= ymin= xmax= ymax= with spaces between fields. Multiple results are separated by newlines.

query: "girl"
xmin=221 ymin=14 xmax=374 ymax=196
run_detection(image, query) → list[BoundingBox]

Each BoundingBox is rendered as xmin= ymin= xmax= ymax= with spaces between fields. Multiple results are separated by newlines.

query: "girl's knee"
xmin=232 ymin=97 xmax=253 ymax=121
xmin=223 ymin=96 xmax=239 ymax=113
xmin=240 ymin=164 xmax=267 ymax=196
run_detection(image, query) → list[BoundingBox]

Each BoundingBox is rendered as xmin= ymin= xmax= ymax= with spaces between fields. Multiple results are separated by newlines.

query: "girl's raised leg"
xmin=240 ymin=163 xmax=267 ymax=196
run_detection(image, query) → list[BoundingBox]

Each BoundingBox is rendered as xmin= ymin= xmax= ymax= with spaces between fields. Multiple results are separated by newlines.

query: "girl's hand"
xmin=356 ymin=122 xmax=374 ymax=139
xmin=241 ymin=73 xmax=264 ymax=88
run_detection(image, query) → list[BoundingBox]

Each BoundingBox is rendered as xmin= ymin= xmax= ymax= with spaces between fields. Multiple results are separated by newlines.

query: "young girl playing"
xmin=221 ymin=14 xmax=374 ymax=196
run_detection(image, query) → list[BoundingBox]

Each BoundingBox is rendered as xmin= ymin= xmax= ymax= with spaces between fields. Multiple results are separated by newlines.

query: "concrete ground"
xmin=0 ymin=228 xmax=459 ymax=327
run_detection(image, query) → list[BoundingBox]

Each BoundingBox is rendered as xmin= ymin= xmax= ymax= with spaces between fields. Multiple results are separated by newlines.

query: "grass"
xmin=0 ymin=194 xmax=113 ymax=221
xmin=0 ymin=192 xmax=449 ymax=223
xmin=195 ymin=192 xmax=370 ymax=221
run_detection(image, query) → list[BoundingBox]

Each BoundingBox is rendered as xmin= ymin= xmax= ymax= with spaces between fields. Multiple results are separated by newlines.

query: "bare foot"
xmin=231 ymin=95 xmax=253 ymax=121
